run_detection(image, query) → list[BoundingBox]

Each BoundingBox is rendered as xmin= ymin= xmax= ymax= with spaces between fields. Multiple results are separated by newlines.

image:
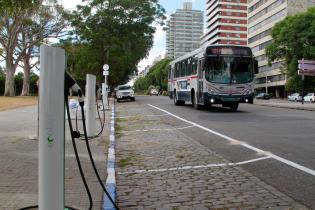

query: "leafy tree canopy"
xmin=266 ymin=7 xmax=315 ymax=92
xmin=134 ymin=58 xmax=171 ymax=93
xmin=61 ymin=0 xmax=166 ymax=87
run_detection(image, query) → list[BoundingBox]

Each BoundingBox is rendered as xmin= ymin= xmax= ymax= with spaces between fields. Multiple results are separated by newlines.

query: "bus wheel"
xmin=229 ymin=103 xmax=239 ymax=111
xmin=192 ymin=91 xmax=201 ymax=110
xmin=174 ymin=91 xmax=180 ymax=106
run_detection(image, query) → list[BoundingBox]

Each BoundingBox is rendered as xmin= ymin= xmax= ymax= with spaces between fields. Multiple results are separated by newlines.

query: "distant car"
xmin=303 ymin=93 xmax=315 ymax=103
xmin=288 ymin=93 xmax=302 ymax=102
xmin=255 ymin=93 xmax=270 ymax=100
xmin=150 ymin=89 xmax=159 ymax=96
xmin=116 ymin=85 xmax=135 ymax=102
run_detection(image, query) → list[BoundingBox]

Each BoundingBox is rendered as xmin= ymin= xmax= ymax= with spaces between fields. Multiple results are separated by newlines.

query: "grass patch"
xmin=0 ymin=96 xmax=38 ymax=111
xmin=117 ymin=157 xmax=134 ymax=167
xmin=117 ymin=153 xmax=143 ymax=168
xmin=176 ymin=154 xmax=185 ymax=159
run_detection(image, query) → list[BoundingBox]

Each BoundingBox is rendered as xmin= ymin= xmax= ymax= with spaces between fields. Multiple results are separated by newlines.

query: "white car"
xmin=116 ymin=85 xmax=135 ymax=102
xmin=150 ymin=89 xmax=159 ymax=96
xmin=303 ymin=93 xmax=315 ymax=103
xmin=287 ymin=93 xmax=302 ymax=102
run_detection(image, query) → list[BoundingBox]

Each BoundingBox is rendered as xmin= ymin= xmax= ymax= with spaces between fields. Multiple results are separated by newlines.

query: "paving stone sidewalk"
xmin=0 ymin=104 xmax=110 ymax=210
xmin=115 ymin=102 xmax=307 ymax=210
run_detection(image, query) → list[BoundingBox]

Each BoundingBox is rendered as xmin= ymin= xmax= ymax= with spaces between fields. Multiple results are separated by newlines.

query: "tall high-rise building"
xmin=166 ymin=2 xmax=204 ymax=59
xmin=202 ymin=0 xmax=248 ymax=46
xmin=248 ymin=0 xmax=315 ymax=97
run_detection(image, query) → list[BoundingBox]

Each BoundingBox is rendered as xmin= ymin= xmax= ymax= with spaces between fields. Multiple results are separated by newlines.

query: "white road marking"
xmin=148 ymin=104 xmax=315 ymax=176
xmin=118 ymin=156 xmax=272 ymax=175
xmin=122 ymin=125 xmax=195 ymax=133
xmin=116 ymin=114 xmax=169 ymax=119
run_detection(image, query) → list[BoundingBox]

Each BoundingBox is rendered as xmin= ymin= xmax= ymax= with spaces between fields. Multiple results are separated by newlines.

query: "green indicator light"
xmin=48 ymin=136 xmax=54 ymax=143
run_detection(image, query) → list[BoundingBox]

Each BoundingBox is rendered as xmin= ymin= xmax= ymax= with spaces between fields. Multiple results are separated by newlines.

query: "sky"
xmin=137 ymin=0 xmax=206 ymax=72
xmin=61 ymin=0 xmax=206 ymax=72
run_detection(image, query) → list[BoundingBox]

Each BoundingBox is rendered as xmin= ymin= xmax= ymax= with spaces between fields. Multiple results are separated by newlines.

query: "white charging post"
xmin=39 ymin=45 xmax=65 ymax=210
xmin=86 ymin=74 xmax=96 ymax=137
xmin=103 ymin=64 xmax=110 ymax=110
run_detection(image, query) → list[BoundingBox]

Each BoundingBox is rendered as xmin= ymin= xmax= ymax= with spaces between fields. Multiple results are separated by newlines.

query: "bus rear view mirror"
xmin=254 ymin=60 xmax=259 ymax=74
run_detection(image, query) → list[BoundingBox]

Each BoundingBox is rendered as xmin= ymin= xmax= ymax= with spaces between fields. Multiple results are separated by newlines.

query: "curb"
xmin=103 ymin=105 xmax=117 ymax=210
xmin=256 ymin=103 xmax=315 ymax=112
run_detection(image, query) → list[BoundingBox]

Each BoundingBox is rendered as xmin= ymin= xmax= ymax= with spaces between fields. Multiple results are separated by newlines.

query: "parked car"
xmin=150 ymin=89 xmax=159 ymax=96
xmin=303 ymin=93 xmax=315 ymax=103
xmin=116 ymin=85 xmax=135 ymax=102
xmin=255 ymin=93 xmax=270 ymax=100
xmin=287 ymin=93 xmax=302 ymax=102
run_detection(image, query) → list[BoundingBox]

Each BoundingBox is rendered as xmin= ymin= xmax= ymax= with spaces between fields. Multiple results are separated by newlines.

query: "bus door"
xmin=197 ymin=59 xmax=204 ymax=103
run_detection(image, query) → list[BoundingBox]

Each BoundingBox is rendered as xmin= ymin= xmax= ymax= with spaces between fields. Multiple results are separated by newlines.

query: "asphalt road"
xmin=131 ymin=95 xmax=315 ymax=209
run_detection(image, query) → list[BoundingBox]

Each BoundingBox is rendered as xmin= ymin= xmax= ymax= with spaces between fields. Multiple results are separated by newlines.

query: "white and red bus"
xmin=168 ymin=45 xmax=258 ymax=111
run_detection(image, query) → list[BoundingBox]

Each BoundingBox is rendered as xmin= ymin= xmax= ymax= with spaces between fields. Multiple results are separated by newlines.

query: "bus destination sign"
xmin=207 ymin=47 xmax=251 ymax=56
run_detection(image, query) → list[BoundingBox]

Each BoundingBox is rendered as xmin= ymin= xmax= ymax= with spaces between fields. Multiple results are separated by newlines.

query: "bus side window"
xmin=192 ymin=58 xmax=197 ymax=75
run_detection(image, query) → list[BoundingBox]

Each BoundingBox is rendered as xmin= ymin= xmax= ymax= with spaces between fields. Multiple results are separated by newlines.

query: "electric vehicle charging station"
xmin=86 ymin=74 xmax=97 ymax=137
xmin=35 ymin=45 xmax=118 ymax=210
xmin=39 ymin=45 xmax=65 ymax=210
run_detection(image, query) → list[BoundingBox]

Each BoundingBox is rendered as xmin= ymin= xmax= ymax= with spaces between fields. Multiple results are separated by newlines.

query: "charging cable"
xmin=79 ymin=100 xmax=119 ymax=210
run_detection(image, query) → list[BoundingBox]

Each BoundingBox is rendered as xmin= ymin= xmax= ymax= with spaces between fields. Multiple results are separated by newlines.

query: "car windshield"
xmin=118 ymin=86 xmax=131 ymax=90
xmin=205 ymin=56 xmax=254 ymax=84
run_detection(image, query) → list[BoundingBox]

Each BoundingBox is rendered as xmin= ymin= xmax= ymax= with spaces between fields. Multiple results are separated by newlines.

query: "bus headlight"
xmin=210 ymin=98 xmax=215 ymax=103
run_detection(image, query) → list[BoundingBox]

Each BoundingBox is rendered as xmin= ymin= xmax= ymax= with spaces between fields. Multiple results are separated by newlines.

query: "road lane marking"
xmin=148 ymin=104 xmax=315 ymax=176
xmin=118 ymin=156 xmax=272 ymax=175
xmin=122 ymin=125 xmax=195 ymax=133
xmin=116 ymin=114 xmax=169 ymax=119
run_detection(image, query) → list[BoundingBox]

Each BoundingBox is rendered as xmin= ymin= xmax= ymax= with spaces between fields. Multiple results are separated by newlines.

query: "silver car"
xmin=116 ymin=85 xmax=135 ymax=102
xmin=287 ymin=93 xmax=302 ymax=102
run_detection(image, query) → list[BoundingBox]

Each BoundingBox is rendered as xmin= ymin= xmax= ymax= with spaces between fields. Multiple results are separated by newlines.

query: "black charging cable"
xmin=79 ymin=101 xmax=119 ymax=210
xmin=66 ymin=98 xmax=93 ymax=210
xmin=77 ymin=98 xmax=106 ymax=141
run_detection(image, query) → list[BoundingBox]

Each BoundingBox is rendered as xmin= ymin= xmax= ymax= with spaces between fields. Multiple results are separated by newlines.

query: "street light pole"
xmin=302 ymin=74 xmax=304 ymax=105
xmin=265 ymin=76 xmax=268 ymax=94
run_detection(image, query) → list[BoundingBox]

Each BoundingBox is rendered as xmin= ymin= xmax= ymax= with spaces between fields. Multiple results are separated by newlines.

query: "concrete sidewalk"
xmin=115 ymin=102 xmax=307 ymax=210
xmin=254 ymin=99 xmax=315 ymax=111
xmin=0 ymin=103 xmax=111 ymax=210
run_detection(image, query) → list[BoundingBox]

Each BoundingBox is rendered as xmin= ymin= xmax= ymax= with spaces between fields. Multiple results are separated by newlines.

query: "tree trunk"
xmin=4 ymin=58 xmax=16 ymax=96
xmin=21 ymin=56 xmax=31 ymax=96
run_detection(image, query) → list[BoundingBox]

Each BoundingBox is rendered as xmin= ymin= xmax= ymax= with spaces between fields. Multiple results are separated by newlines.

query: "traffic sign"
xmin=298 ymin=60 xmax=315 ymax=64
xmin=103 ymin=70 xmax=109 ymax=76
xmin=103 ymin=64 xmax=109 ymax=71
xmin=298 ymin=59 xmax=315 ymax=76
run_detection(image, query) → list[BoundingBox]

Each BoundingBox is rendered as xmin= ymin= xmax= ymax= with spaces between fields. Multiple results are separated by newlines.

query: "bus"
xmin=168 ymin=45 xmax=258 ymax=111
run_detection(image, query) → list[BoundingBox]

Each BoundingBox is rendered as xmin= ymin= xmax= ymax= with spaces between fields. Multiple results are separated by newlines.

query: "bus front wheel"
xmin=229 ymin=103 xmax=239 ymax=111
xmin=192 ymin=91 xmax=201 ymax=110
xmin=174 ymin=91 xmax=180 ymax=106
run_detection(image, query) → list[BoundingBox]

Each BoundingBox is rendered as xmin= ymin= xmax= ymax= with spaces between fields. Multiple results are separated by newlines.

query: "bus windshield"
xmin=205 ymin=56 xmax=253 ymax=84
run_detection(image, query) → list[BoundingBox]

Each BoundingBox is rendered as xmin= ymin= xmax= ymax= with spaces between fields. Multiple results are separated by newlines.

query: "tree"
xmin=0 ymin=0 xmax=66 ymax=96
xmin=19 ymin=2 xmax=66 ymax=96
xmin=63 ymin=0 xmax=166 ymax=87
xmin=133 ymin=58 xmax=171 ymax=93
xmin=266 ymin=7 xmax=315 ymax=92
xmin=0 ymin=0 xmax=38 ymax=96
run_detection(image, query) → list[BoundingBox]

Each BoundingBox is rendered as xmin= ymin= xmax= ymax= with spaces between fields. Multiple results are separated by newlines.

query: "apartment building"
xmin=166 ymin=2 xmax=204 ymax=59
xmin=202 ymin=0 xmax=248 ymax=46
xmin=248 ymin=0 xmax=315 ymax=97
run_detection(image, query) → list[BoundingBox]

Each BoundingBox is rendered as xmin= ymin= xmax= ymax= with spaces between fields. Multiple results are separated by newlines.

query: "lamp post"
xmin=265 ymin=76 xmax=268 ymax=94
